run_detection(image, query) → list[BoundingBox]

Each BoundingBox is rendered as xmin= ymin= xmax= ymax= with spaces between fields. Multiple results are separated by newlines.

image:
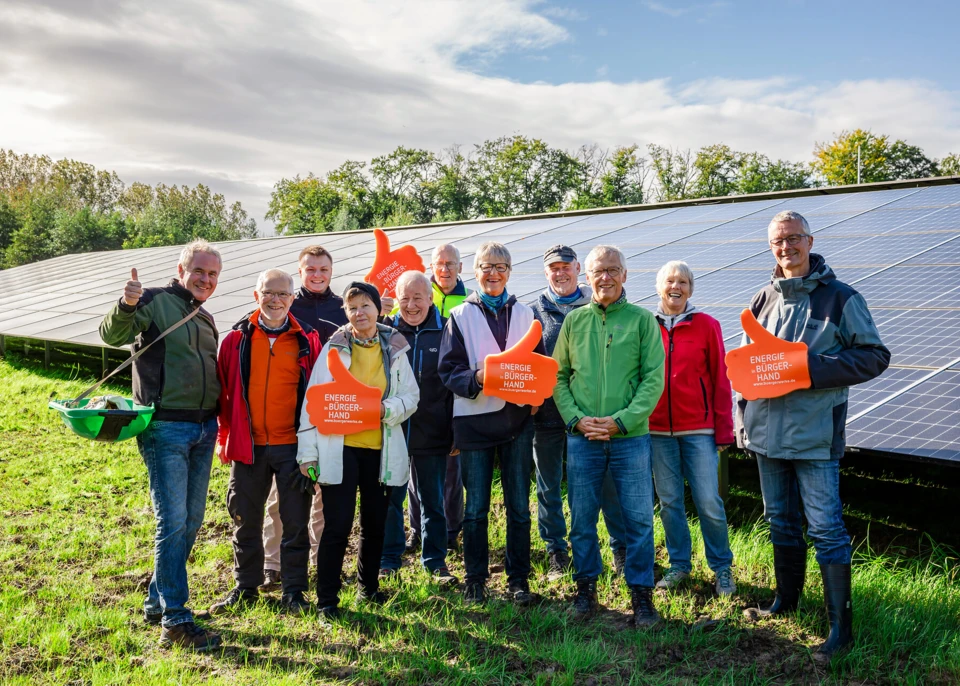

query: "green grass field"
xmin=1 ymin=355 xmax=959 ymax=685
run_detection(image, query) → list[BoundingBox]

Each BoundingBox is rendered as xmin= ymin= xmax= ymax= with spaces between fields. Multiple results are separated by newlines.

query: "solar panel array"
xmin=1 ymin=183 xmax=959 ymax=464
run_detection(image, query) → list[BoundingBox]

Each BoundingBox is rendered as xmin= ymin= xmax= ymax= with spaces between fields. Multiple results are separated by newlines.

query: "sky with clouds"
xmin=1 ymin=0 xmax=958 ymax=232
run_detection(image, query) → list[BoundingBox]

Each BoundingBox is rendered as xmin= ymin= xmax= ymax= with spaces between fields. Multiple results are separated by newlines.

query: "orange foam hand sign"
xmin=725 ymin=309 xmax=811 ymax=401
xmin=364 ymin=228 xmax=426 ymax=297
xmin=482 ymin=320 xmax=558 ymax=406
xmin=305 ymin=349 xmax=382 ymax=435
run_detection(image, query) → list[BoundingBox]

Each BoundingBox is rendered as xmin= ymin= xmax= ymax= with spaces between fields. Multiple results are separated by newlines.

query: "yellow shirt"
xmin=343 ymin=342 xmax=386 ymax=450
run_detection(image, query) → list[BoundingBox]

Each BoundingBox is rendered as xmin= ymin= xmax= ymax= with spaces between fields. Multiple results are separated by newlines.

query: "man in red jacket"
xmin=211 ymin=268 xmax=321 ymax=616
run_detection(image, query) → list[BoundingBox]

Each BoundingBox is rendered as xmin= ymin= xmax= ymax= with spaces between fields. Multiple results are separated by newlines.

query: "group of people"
xmin=99 ymin=209 xmax=890 ymax=658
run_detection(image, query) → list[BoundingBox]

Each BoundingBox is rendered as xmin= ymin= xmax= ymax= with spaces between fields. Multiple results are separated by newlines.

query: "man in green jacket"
xmin=553 ymin=245 xmax=665 ymax=626
xmin=99 ymin=239 xmax=223 ymax=652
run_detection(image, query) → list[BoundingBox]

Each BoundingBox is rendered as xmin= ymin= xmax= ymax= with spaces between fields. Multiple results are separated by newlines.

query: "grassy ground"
xmin=1 ymin=356 xmax=959 ymax=685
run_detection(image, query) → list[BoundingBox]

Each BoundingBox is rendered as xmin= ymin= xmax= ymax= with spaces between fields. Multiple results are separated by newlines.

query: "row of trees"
xmin=3 ymin=130 xmax=958 ymax=267
xmin=267 ymin=130 xmax=960 ymax=235
xmin=0 ymin=150 xmax=257 ymax=268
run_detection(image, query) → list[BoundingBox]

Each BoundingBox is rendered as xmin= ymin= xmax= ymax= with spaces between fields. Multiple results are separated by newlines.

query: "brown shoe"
xmin=260 ymin=568 xmax=281 ymax=592
xmin=158 ymin=622 xmax=222 ymax=651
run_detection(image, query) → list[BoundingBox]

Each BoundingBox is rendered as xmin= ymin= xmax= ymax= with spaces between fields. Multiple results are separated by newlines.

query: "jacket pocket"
xmin=781 ymin=389 xmax=835 ymax=455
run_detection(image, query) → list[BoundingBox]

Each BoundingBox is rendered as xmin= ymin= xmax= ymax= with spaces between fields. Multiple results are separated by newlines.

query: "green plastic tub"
xmin=49 ymin=395 xmax=155 ymax=443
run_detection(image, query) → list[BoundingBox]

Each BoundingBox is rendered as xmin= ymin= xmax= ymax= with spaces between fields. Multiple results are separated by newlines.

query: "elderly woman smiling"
xmin=297 ymin=281 xmax=419 ymax=622
xmin=438 ymin=241 xmax=546 ymax=606
xmin=647 ymin=261 xmax=736 ymax=597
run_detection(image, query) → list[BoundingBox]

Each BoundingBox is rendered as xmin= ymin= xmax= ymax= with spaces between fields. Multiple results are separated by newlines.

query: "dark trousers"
xmin=316 ymin=446 xmax=392 ymax=609
xmin=459 ymin=419 xmax=534 ymax=585
xmin=226 ymin=443 xmax=311 ymax=593
xmin=409 ymin=452 xmax=464 ymax=541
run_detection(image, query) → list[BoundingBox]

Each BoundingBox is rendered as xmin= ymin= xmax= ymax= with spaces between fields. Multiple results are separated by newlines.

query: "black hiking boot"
xmin=611 ymin=547 xmax=627 ymax=577
xmin=209 ymin=586 xmax=258 ymax=615
xmin=547 ymin=549 xmax=571 ymax=580
xmin=758 ymin=545 xmax=807 ymax=617
xmin=507 ymin=579 xmax=535 ymax=606
xmin=281 ymin=590 xmax=311 ymax=616
xmin=572 ymin=579 xmax=597 ymax=617
xmin=816 ymin=563 xmax=853 ymax=658
xmin=463 ymin=581 xmax=487 ymax=606
xmin=630 ymin=586 xmax=660 ymax=628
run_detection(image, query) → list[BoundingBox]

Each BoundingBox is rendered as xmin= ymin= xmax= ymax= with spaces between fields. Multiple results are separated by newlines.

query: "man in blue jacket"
xmin=737 ymin=210 xmax=890 ymax=658
xmin=380 ymin=271 xmax=458 ymax=583
xmin=529 ymin=245 xmax=628 ymax=579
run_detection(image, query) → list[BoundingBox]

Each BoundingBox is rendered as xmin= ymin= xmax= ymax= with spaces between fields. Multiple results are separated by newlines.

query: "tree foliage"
xmin=812 ymin=129 xmax=939 ymax=186
xmin=0 ymin=149 xmax=256 ymax=268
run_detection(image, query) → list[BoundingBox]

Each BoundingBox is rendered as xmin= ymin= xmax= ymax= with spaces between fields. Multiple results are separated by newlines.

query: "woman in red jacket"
xmin=649 ymin=261 xmax=736 ymax=597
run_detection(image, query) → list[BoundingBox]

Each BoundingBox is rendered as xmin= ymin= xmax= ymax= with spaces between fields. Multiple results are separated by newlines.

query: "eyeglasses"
xmin=588 ymin=267 xmax=623 ymax=279
xmin=769 ymin=234 xmax=811 ymax=248
xmin=433 ymin=261 xmax=459 ymax=271
xmin=260 ymin=291 xmax=293 ymax=300
xmin=479 ymin=263 xmax=510 ymax=274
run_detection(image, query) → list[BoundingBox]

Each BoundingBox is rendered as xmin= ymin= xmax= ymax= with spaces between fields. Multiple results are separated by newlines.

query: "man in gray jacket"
xmin=737 ymin=210 xmax=890 ymax=658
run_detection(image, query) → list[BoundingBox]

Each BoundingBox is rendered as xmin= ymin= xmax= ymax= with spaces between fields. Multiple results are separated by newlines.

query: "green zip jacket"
xmin=100 ymin=279 xmax=220 ymax=418
xmin=552 ymin=296 xmax=665 ymax=438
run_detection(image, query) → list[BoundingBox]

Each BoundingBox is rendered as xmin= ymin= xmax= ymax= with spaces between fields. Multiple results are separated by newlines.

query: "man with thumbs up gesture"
xmin=737 ymin=210 xmax=889 ymax=659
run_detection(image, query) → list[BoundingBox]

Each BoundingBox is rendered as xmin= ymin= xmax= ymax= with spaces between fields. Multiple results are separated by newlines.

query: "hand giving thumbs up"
xmin=305 ymin=349 xmax=383 ymax=435
xmin=364 ymin=228 xmax=426 ymax=298
xmin=725 ymin=309 xmax=811 ymax=401
xmin=482 ymin=320 xmax=558 ymax=406
xmin=123 ymin=268 xmax=143 ymax=307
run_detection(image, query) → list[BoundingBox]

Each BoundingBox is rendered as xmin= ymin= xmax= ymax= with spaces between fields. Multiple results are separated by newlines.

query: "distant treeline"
xmin=2 ymin=130 xmax=958 ymax=267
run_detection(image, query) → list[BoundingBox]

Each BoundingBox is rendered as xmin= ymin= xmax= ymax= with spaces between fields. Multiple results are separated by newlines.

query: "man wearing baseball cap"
xmin=530 ymin=245 xmax=628 ymax=580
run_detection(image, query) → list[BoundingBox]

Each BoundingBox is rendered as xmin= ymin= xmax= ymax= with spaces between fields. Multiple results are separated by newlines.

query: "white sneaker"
xmin=655 ymin=568 xmax=690 ymax=589
xmin=715 ymin=568 xmax=737 ymax=597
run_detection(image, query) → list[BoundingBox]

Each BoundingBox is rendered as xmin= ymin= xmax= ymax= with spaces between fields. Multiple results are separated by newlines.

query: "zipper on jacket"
xmin=194 ymin=318 xmax=208 ymax=411
xmin=699 ymin=377 xmax=709 ymax=423
xmin=238 ymin=332 xmax=255 ymax=462
xmin=667 ymin=328 xmax=675 ymax=435
xmin=597 ymin=311 xmax=608 ymax=416
xmin=263 ymin=343 xmax=274 ymax=447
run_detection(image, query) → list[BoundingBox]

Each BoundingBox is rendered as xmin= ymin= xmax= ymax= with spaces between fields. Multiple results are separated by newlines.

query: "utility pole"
xmin=857 ymin=143 xmax=862 ymax=184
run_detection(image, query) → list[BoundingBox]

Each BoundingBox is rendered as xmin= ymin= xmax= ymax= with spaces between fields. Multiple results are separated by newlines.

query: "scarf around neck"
xmin=479 ymin=290 xmax=509 ymax=312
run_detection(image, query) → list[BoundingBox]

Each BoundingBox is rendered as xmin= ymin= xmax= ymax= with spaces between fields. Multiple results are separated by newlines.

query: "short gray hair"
xmin=255 ymin=268 xmax=294 ymax=293
xmin=769 ymin=210 xmax=811 ymax=235
xmin=179 ymin=239 xmax=222 ymax=269
xmin=474 ymin=242 xmax=512 ymax=271
xmin=396 ymin=270 xmax=432 ymax=295
xmin=432 ymin=243 xmax=461 ymax=265
xmin=656 ymin=260 xmax=695 ymax=297
xmin=584 ymin=245 xmax=626 ymax=272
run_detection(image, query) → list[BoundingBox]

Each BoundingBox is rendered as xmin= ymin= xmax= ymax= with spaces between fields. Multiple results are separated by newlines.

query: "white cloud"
xmin=541 ymin=6 xmax=589 ymax=21
xmin=0 ymin=0 xmax=957 ymax=234
xmin=642 ymin=1 xmax=730 ymax=20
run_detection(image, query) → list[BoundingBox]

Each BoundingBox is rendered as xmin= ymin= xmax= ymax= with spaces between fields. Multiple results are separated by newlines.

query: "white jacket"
xmin=297 ymin=324 xmax=420 ymax=486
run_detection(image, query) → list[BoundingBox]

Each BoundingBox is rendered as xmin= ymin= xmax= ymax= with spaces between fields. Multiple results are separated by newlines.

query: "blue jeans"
xmin=382 ymin=454 xmax=448 ymax=572
xmin=460 ymin=419 xmax=534 ymax=584
xmin=755 ymin=452 xmax=851 ymax=565
xmin=567 ymin=434 xmax=655 ymax=588
xmin=137 ymin=418 xmax=217 ymax=627
xmin=534 ymin=425 xmax=626 ymax=553
xmin=408 ymin=452 xmax=463 ymax=541
xmin=651 ymin=434 xmax=733 ymax=575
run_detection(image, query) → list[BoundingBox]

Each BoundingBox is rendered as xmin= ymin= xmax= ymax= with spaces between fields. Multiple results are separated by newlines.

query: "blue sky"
xmin=1 ymin=0 xmax=957 ymax=230
xmin=480 ymin=1 xmax=960 ymax=89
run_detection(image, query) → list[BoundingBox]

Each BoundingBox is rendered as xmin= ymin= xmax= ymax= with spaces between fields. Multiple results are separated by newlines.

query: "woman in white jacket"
xmin=298 ymin=281 xmax=419 ymax=620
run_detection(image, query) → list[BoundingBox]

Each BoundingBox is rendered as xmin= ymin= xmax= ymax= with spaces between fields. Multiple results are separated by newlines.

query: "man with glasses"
xmin=739 ymin=210 xmax=889 ymax=657
xmin=530 ymin=245 xmax=628 ymax=579
xmin=397 ymin=244 xmax=471 ymax=553
xmin=553 ymin=245 xmax=666 ymax=626
xmin=261 ymin=245 xmax=342 ymax=592
xmin=211 ymin=269 xmax=322 ymax=617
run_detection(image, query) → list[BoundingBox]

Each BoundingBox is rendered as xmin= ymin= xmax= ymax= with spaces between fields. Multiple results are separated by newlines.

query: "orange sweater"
xmin=247 ymin=316 xmax=303 ymax=446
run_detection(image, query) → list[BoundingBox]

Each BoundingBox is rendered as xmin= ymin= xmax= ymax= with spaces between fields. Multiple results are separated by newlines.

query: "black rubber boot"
xmin=816 ymin=563 xmax=853 ymax=657
xmin=572 ymin=579 xmax=597 ymax=617
xmin=759 ymin=545 xmax=807 ymax=617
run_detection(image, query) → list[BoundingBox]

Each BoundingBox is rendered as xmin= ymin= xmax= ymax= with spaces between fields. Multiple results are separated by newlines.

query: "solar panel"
xmin=2 ymin=182 xmax=960 ymax=465
xmin=845 ymin=369 xmax=960 ymax=463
